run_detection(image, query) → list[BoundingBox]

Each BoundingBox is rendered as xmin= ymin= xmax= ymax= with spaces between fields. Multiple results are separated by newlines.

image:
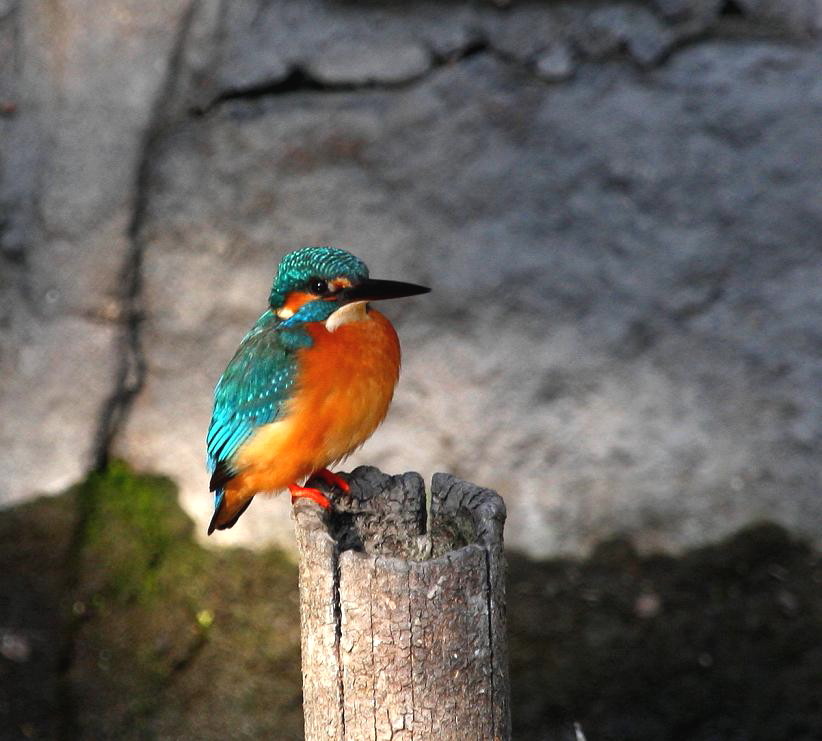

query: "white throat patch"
xmin=325 ymin=301 xmax=368 ymax=332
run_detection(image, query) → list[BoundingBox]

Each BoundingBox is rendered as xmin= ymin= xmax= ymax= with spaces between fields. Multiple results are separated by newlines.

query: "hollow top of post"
xmin=292 ymin=466 xmax=506 ymax=561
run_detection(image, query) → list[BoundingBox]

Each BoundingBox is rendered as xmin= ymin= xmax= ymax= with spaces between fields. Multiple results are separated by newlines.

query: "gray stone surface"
xmin=735 ymin=0 xmax=822 ymax=33
xmin=3 ymin=0 xmax=821 ymax=556
xmin=306 ymin=41 xmax=432 ymax=86
xmin=535 ymin=43 xmax=576 ymax=82
xmin=0 ymin=0 xmax=190 ymax=505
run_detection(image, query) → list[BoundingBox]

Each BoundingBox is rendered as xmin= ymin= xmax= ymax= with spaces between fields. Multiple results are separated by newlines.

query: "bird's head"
xmin=269 ymin=247 xmax=429 ymax=328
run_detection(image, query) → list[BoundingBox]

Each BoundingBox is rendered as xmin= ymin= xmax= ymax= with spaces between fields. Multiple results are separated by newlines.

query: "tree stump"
xmin=292 ymin=466 xmax=510 ymax=741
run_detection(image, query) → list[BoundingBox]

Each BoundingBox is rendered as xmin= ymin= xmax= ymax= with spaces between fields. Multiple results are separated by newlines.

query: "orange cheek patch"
xmin=277 ymin=291 xmax=315 ymax=319
xmin=283 ymin=291 xmax=315 ymax=311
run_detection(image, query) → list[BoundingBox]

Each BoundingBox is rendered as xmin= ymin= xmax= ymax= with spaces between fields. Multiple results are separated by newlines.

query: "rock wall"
xmin=2 ymin=0 xmax=820 ymax=556
xmin=0 ymin=0 xmax=195 ymax=507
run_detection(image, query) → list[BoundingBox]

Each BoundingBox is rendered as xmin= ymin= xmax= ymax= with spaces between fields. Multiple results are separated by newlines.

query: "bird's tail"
xmin=208 ymin=488 xmax=254 ymax=534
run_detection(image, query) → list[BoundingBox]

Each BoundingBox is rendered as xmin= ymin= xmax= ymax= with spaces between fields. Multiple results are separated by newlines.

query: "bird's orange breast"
xmin=232 ymin=306 xmax=401 ymax=495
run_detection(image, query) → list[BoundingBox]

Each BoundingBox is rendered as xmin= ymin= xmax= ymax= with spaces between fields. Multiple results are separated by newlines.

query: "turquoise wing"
xmin=206 ymin=311 xmax=304 ymax=485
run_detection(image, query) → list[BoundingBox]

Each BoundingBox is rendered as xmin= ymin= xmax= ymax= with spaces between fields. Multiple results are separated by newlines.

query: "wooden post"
xmin=293 ymin=466 xmax=510 ymax=741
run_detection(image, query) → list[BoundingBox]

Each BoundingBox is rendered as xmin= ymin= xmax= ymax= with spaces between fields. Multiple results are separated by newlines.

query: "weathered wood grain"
xmin=294 ymin=466 xmax=510 ymax=741
xmin=293 ymin=504 xmax=344 ymax=741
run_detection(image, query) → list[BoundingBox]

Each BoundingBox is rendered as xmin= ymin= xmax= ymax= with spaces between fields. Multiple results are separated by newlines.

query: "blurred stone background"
xmin=2 ymin=0 xmax=821 ymax=557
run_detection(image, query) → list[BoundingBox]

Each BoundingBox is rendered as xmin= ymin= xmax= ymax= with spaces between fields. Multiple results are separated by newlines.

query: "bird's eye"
xmin=308 ymin=278 xmax=329 ymax=295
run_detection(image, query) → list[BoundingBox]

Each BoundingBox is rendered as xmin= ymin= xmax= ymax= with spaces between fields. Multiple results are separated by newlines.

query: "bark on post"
xmin=293 ymin=466 xmax=510 ymax=741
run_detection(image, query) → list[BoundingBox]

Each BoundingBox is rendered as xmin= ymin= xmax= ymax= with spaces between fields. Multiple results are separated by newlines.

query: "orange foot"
xmin=288 ymin=484 xmax=331 ymax=509
xmin=312 ymin=468 xmax=351 ymax=493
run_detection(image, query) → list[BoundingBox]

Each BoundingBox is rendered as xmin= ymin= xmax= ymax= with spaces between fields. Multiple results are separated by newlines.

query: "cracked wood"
xmin=293 ymin=466 xmax=511 ymax=741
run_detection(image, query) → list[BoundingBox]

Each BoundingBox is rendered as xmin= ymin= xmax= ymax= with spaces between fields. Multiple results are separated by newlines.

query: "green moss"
xmin=63 ymin=462 xmax=304 ymax=739
xmin=75 ymin=461 xmax=195 ymax=603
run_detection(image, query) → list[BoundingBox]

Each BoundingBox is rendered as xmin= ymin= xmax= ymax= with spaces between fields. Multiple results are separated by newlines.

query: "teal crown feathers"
xmin=268 ymin=246 xmax=369 ymax=308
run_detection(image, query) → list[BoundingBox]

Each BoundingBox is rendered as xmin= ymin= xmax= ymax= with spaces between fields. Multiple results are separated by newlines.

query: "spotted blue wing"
xmin=206 ymin=311 xmax=299 ymax=484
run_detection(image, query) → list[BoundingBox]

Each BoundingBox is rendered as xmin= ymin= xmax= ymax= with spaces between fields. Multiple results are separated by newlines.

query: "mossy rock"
xmin=1 ymin=465 xmax=820 ymax=740
xmin=0 ymin=463 xmax=304 ymax=740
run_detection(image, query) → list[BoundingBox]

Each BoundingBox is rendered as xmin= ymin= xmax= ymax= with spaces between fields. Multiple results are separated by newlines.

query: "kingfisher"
xmin=206 ymin=246 xmax=429 ymax=534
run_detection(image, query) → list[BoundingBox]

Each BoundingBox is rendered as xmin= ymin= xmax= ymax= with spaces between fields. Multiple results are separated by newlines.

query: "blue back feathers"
xmin=206 ymin=310 xmax=297 ymax=476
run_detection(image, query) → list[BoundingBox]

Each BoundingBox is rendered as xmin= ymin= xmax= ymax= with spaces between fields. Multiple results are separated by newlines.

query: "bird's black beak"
xmin=340 ymin=278 xmax=430 ymax=303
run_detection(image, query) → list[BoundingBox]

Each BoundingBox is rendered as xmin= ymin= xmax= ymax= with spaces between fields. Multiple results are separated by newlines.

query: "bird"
xmin=205 ymin=246 xmax=429 ymax=534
